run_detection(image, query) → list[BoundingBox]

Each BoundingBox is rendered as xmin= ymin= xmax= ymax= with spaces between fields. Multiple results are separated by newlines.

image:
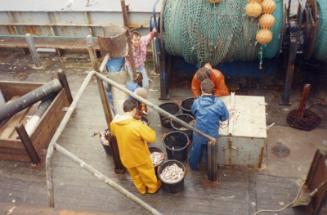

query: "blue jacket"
xmin=192 ymin=95 xmax=229 ymax=139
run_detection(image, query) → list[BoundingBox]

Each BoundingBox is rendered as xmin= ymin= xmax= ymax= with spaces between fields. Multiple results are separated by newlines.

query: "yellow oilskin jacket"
xmin=110 ymin=115 xmax=156 ymax=168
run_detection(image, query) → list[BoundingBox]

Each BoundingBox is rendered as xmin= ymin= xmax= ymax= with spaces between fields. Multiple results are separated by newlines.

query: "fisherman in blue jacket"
xmin=189 ymin=79 xmax=229 ymax=170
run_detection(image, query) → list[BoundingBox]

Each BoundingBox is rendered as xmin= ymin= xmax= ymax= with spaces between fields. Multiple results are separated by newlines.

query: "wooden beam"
xmin=57 ymin=70 xmax=73 ymax=104
xmin=16 ymin=125 xmax=40 ymax=164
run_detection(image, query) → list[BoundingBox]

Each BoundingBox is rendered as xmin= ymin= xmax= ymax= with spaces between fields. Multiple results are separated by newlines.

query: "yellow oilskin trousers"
xmin=127 ymin=160 xmax=161 ymax=194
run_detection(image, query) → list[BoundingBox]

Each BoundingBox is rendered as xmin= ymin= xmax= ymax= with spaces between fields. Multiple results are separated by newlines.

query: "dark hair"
xmin=131 ymin=31 xmax=141 ymax=38
xmin=196 ymin=67 xmax=211 ymax=82
xmin=201 ymin=79 xmax=214 ymax=94
xmin=123 ymin=99 xmax=138 ymax=112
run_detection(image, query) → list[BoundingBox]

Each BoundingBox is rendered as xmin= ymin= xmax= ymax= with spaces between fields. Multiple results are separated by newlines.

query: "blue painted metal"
xmin=169 ymin=55 xmax=280 ymax=78
xmin=106 ymin=57 xmax=125 ymax=72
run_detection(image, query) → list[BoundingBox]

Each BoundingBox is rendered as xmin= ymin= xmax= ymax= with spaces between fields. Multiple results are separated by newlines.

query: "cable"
xmin=253 ymin=179 xmax=327 ymax=215
xmin=253 ymin=182 xmax=304 ymax=215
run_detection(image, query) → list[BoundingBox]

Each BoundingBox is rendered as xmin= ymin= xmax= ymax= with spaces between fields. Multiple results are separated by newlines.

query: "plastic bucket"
xmin=149 ymin=147 xmax=165 ymax=174
xmin=170 ymin=114 xmax=194 ymax=141
xmin=106 ymin=57 xmax=125 ymax=72
xmin=159 ymin=102 xmax=180 ymax=128
xmin=157 ymin=160 xmax=186 ymax=193
xmin=181 ymin=97 xmax=194 ymax=116
xmin=163 ymin=131 xmax=189 ymax=162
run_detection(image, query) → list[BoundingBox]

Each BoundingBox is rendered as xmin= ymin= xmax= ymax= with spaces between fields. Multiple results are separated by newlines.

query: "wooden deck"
xmin=0 ymin=49 xmax=326 ymax=214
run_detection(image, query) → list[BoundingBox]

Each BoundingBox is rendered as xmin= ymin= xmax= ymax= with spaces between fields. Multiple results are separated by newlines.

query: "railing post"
xmin=86 ymin=35 xmax=98 ymax=71
xmin=25 ymin=33 xmax=41 ymax=67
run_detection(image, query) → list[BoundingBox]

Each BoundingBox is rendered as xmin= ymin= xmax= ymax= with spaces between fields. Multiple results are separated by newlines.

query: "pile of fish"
xmin=160 ymin=163 xmax=184 ymax=183
xmin=100 ymin=130 xmax=110 ymax=146
xmin=151 ymin=152 xmax=164 ymax=166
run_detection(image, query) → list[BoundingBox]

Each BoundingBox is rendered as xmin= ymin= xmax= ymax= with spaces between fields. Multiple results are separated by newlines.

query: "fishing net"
xmin=163 ymin=0 xmax=283 ymax=66
xmin=314 ymin=0 xmax=327 ymax=61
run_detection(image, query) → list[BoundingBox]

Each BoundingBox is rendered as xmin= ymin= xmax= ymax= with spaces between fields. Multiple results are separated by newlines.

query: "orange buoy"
xmin=261 ymin=0 xmax=276 ymax=14
xmin=256 ymin=29 xmax=273 ymax=45
xmin=259 ymin=14 xmax=275 ymax=29
xmin=208 ymin=0 xmax=221 ymax=4
xmin=245 ymin=1 xmax=262 ymax=18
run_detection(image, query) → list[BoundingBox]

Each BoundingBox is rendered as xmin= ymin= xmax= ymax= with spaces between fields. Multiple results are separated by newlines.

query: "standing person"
xmin=126 ymin=30 xmax=157 ymax=88
xmin=191 ymin=63 xmax=229 ymax=97
xmin=189 ymin=79 xmax=229 ymax=171
xmin=110 ymin=99 xmax=161 ymax=194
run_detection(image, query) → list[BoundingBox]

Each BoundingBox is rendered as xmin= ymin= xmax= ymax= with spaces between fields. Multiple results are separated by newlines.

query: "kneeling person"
xmin=110 ymin=99 xmax=160 ymax=194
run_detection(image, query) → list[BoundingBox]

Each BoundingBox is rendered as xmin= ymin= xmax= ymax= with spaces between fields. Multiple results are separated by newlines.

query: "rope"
xmin=163 ymin=0 xmax=283 ymax=66
xmin=314 ymin=0 xmax=327 ymax=61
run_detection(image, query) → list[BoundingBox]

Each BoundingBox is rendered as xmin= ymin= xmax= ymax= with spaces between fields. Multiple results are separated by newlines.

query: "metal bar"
xmin=297 ymin=84 xmax=311 ymax=118
xmin=25 ymin=33 xmax=41 ymax=67
xmin=95 ymin=72 xmax=216 ymax=143
xmin=281 ymin=30 xmax=298 ymax=105
xmin=46 ymin=71 xmax=95 ymax=207
xmin=86 ymin=35 xmax=98 ymax=71
xmin=96 ymin=77 xmax=113 ymax=125
xmin=0 ymin=34 xmax=97 ymax=39
xmin=99 ymin=53 xmax=110 ymax=73
xmin=120 ymin=0 xmax=129 ymax=28
xmin=126 ymin=31 xmax=137 ymax=80
xmin=54 ymin=143 xmax=161 ymax=215
xmin=16 ymin=125 xmax=41 ymax=164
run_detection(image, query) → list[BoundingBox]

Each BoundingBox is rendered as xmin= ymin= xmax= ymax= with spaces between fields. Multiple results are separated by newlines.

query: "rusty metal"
xmin=301 ymin=0 xmax=320 ymax=59
xmin=293 ymin=143 xmax=327 ymax=215
xmin=97 ymin=26 xmax=127 ymax=58
xmin=287 ymin=84 xmax=321 ymax=131
xmin=25 ymin=33 xmax=41 ymax=67
xmin=298 ymin=84 xmax=311 ymax=118
xmin=281 ymin=19 xmax=300 ymax=105
xmin=120 ymin=0 xmax=130 ymax=28
xmin=257 ymin=146 xmax=265 ymax=169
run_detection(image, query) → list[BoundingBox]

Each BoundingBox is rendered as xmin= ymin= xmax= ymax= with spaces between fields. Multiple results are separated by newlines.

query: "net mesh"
xmin=314 ymin=0 xmax=327 ymax=61
xmin=163 ymin=0 xmax=283 ymax=66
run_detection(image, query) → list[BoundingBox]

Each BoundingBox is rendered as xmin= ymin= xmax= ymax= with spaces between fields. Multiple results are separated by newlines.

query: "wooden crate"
xmin=0 ymin=74 xmax=72 ymax=163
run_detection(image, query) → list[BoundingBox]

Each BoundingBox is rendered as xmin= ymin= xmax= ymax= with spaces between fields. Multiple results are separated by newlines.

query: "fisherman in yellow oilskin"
xmin=110 ymin=99 xmax=161 ymax=194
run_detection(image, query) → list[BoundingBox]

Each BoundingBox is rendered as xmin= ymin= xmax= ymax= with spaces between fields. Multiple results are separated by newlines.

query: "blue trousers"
xmin=189 ymin=135 xmax=208 ymax=170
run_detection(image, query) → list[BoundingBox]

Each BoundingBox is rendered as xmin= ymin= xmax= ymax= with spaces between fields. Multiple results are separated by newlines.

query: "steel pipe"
xmin=0 ymin=79 xmax=62 ymax=123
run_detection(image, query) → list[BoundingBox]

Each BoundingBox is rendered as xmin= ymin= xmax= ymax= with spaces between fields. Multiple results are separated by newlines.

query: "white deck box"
xmin=217 ymin=95 xmax=267 ymax=168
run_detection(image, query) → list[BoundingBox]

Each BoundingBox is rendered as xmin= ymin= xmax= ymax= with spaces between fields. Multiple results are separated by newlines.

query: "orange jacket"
xmin=110 ymin=115 xmax=156 ymax=168
xmin=191 ymin=69 xmax=229 ymax=97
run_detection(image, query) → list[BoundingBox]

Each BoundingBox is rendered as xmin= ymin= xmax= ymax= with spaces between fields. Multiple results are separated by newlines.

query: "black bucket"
xmin=159 ymin=102 xmax=180 ymax=128
xmin=157 ymin=160 xmax=186 ymax=193
xmin=149 ymin=147 xmax=165 ymax=174
xmin=181 ymin=97 xmax=194 ymax=116
xmin=170 ymin=114 xmax=195 ymax=141
xmin=163 ymin=131 xmax=189 ymax=162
